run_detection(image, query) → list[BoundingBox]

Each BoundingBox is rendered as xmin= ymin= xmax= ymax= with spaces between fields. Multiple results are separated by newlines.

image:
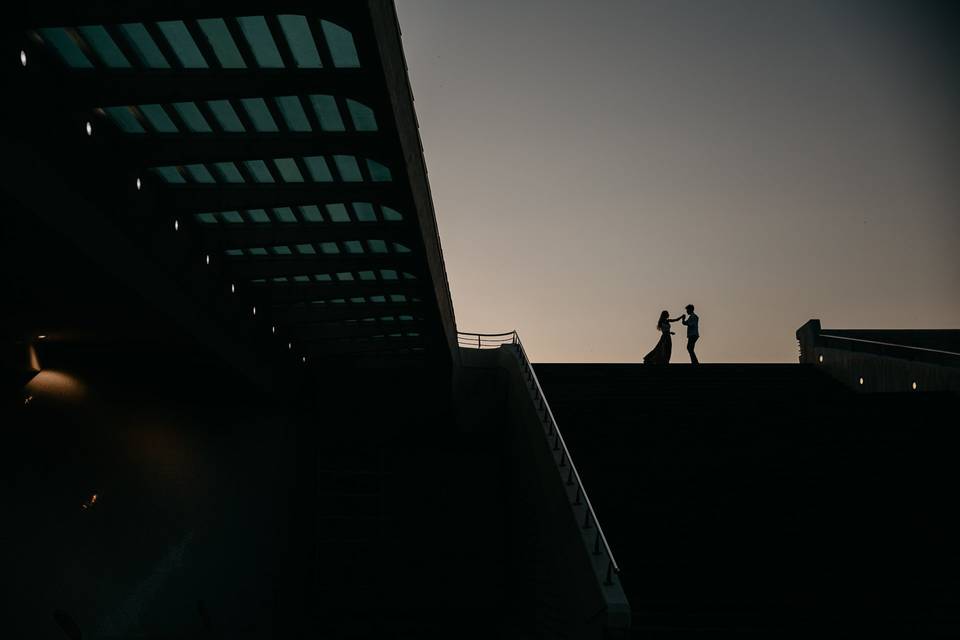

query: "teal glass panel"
xmin=195 ymin=213 xmax=217 ymax=224
xmin=77 ymin=26 xmax=130 ymax=68
xmin=248 ymin=247 xmax=268 ymax=256
xmin=185 ymin=164 xmax=215 ymax=183
xmin=320 ymin=242 xmax=340 ymax=254
xmin=39 ymin=28 xmax=93 ymax=68
xmin=366 ymin=159 xmax=392 ymax=182
xmin=273 ymin=207 xmax=297 ymax=223
xmin=402 ymin=272 xmax=417 ymax=280
xmin=393 ymin=242 xmax=411 ymax=253
xmin=278 ymin=15 xmax=322 ymax=68
xmin=156 ymin=21 xmax=208 ymax=68
xmin=139 ymin=104 xmax=178 ymax=132
xmin=390 ymin=294 xmax=407 ymax=303
xmin=118 ymin=23 xmax=170 ymax=68
xmin=325 ymin=203 xmax=350 ymax=222
xmin=299 ymin=205 xmax=323 ymax=222
xmin=214 ymin=162 xmax=244 ymax=183
xmin=320 ymin=20 xmax=360 ymax=68
xmin=352 ymin=202 xmax=376 ymax=222
xmin=309 ymin=95 xmax=345 ymax=131
xmin=274 ymin=158 xmax=304 ymax=182
xmin=244 ymin=160 xmax=274 ymax=183
xmin=369 ymin=295 xmax=386 ymax=303
xmin=334 ymin=155 xmax=362 ymax=182
xmin=296 ymin=244 xmax=316 ymax=255
xmin=225 ymin=249 xmax=243 ymax=256
xmin=247 ymin=209 xmax=270 ymax=223
xmin=303 ymin=156 xmax=333 ymax=182
xmin=153 ymin=166 xmax=185 ymax=183
xmin=294 ymin=275 xmax=310 ymax=282
xmin=237 ymin=16 xmax=283 ymax=68
xmin=172 ymin=102 xmax=212 ymax=132
xmin=272 ymin=277 xmax=288 ymax=283
xmin=275 ymin=96 xmax=311 ymax=132
xmin=220 ymin=211 xmax=244 ymax=224
xmin=240 ymin=98 xmax=279 ymax=132
xmin=380 ymin=269 xmax=398 ymax=280
xmin=368 ymin=239 xmax=388 ymax=254
xmin=207 ymin=100 xmax=245 ymax=132
xmin=336 ymin=272 xmax=354 ymax=281
xmin=346 ymin=99 xmax=377 ymax=131
xmin=197 ymin=18 xmax=245 ymax=68
xmin=345 ymin=240 xmax=364 ymax=254
xmin=104 ymin=106 xmax=145 ymax=133
xmin=382 ymin=206 xmax=403 ymax=221
xmin=359 ymin=270 xmax=376 ymax=281
xmin=272 ymin=246 xmax=292 ymax=255
xmin=350 ymin=297 xmax=365 ymax=304
xmin=314 ymin=273 xmax=332 ymax=281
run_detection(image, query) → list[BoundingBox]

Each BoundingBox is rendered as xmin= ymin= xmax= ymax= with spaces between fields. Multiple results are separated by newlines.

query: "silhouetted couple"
xmin=643 ymin=304 xmax=699 ymax=364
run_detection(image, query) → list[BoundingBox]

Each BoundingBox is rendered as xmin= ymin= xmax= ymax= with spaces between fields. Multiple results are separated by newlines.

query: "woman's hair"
xmin=658 ymin=310 xmax=669 ymax=329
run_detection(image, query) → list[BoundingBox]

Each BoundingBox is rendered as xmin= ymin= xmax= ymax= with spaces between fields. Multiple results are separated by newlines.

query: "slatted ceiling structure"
xmin=11 ymin=1 xmax=457 ymax=367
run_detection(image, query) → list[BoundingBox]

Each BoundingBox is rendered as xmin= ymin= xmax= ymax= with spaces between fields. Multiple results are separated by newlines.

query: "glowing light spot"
xmin=20 ymin=50 xmax=27 ymax=67
xmin=85 ymin=121 xmax=92 ymax=136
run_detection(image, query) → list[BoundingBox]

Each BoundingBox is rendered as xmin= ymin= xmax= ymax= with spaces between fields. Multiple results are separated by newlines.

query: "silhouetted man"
xmin=681 ymin=304 xmax=699 ymax=364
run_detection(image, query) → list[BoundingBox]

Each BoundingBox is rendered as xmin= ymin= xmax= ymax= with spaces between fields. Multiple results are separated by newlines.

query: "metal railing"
xmin=457 ymin=330 xmax=621 ymax=585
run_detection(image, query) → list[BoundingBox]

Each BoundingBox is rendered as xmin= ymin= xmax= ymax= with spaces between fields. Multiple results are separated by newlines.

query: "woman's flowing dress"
xmin=643 ymin=321 xmax=672 ymax=364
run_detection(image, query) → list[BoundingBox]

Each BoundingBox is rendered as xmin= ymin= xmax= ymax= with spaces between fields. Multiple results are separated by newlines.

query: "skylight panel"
xmin=77 ymin=26 xmax=131 ymax=68
xmin=172 ymin=102 xmax=212 ymax=132
xmin=325 ymin=203 xmax=350 ymax=222
xmin=156 ymin=21 xmax=208 ymax=68
xmin=381 ymin=206 xmax=403 ymax=221
xmin=238 ymin=16 xmax=283 ymax=68
xmin=303 ymin=156 xmax=333 ymax=182
xmin=247 ymin=209 xmax=271 ymax=223
xmin=207 ymin=100 xmax=245 ymax=132
xmin=272 ymin=207 xmax=297 ymax=223
xmin=153 ymin=166 xmax=185 ymax=183
xmin=352 ymin=202 xmax=376 ymax=222
xmin=273 ymin=158 xmax=304 ymax=182
xmin=104 ymin=106 xmax=145 ymax=133
xmin=197 ymin=18 xmax=246 ymax=68
xmin=240 ymin=98 xmax=279 ymax=132
xmin=139 ymin=104 xmax=178 ymax=132
xmin=220 ymin=211 xmax=244 ymax=224
xmin=185 ymin=164 xmax=215 ymax=183
xmin=299 ymin=205 xmax=323 ymax=222
xmin=368 ymin=239 xmax=388 ymax=254
xmin=333 ymin=155 xmax=363 ymax=182
xmin=214 ymin=162 xmax=244 ymax=183
xmin=310 ymin=95 xmax=345 ymax=131
xmin=366 ymin=159 xmax=392 ymax=182
xmin=39 ymin=28 xmax=93 ymax=68
xmin=320 ymin=20 xmax=360 ymax=68
xmin=346 ymin=99 xmax=377 ymax=131
xmin=275 ymin=96 xmax=311 ymax=132
xmin=278 ymin=15 xmax=322 ymax=68
xmin=118 ymin=23 xmax=170 ymax=68
xmin=243 ymin=160 xmax=274 ymax=183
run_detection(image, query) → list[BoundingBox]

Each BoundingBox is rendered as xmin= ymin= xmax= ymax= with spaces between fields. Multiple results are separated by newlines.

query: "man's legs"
xmin=687 ymin=336 xmax=699 ymax=364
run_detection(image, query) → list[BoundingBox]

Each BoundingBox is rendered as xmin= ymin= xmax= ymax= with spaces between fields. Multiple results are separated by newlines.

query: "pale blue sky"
xmin=396 ymin=0 xmax=960 ymax=362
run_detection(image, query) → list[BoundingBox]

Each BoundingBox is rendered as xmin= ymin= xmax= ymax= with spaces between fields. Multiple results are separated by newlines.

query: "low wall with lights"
xmin=797 ymin=319 xmax=960 ymax=393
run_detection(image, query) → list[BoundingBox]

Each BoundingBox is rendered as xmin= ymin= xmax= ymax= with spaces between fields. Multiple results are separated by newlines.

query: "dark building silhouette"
xmin=3 ymin=2 xmax=958 ymax=638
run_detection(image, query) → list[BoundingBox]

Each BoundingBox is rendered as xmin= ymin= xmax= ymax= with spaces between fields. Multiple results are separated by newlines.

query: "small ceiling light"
xmin=205 ymin=254 xmax=210 ymax=265
xmin=20 ymin=50 xmax=27 ymax=67
xmin=859 ymin=377 xmax=864 ymax=385
xmin=818 ymin=355 xmax=823 ymax=363
xmin=135 ymin=177 xmax=142 ymax=191
xmin=912 ymin=382 xmax=917 ymax=390
xmin=85 ymin=121 xmax=92 ymax=136
xmin=230 ymin=283 xmax=236 ymax=293
xmin=173 ymin=219 xmax=179 ymax=231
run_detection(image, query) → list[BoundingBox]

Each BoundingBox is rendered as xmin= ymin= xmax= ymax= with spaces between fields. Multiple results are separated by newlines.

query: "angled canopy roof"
xmin=11 ymin=1 xmax=457 ymax=369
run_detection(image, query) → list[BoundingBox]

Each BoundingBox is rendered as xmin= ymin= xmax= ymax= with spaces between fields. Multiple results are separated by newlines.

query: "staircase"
xmin=534 ymin=363 xmax=960 ymax=636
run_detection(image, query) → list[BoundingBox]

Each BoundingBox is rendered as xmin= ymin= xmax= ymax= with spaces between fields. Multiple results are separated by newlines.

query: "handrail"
xmin=457 ymin=330 xmax=622 ymax=584
xmin=819 ymin=333 xmax=960 ymax=357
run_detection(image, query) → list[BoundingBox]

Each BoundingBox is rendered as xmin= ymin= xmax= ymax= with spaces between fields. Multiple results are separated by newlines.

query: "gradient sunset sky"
xmin=396 ymin=0 xmax=960 ymax=362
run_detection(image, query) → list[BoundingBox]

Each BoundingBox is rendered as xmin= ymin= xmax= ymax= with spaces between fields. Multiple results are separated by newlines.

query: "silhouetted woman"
xmin=643 ymin=310 xmax=684 ymax=364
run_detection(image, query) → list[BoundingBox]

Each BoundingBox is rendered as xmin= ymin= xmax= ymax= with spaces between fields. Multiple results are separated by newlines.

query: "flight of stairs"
xmin=534 ymin=363 xmax=959 ymax=636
